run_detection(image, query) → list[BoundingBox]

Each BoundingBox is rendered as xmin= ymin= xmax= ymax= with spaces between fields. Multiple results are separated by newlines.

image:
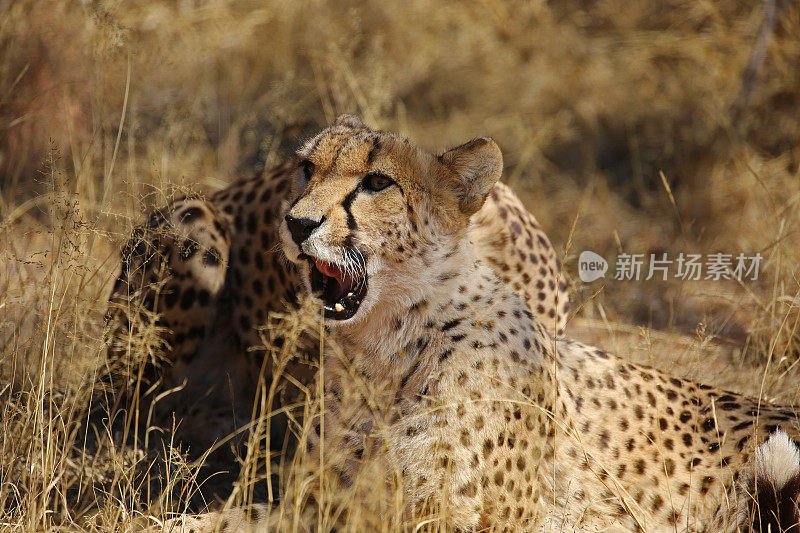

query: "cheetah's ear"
xmin=332 ymin=114 xmax=366 ymax=129
xmin=439 ymin=137 xmax=503 ymax=217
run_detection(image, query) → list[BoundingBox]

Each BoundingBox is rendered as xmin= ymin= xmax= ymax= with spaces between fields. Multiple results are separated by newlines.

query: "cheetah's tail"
xmin=748 ymin=429 xmax=800 ymax=533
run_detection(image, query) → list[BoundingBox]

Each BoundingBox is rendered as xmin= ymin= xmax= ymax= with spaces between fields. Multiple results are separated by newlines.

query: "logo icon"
xmin=578 ymin=251 xmax=608 ymax=283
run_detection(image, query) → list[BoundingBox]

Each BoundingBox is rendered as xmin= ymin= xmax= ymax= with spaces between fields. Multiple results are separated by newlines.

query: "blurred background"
xmin=1 ymin=0 xmax=800 ymax=526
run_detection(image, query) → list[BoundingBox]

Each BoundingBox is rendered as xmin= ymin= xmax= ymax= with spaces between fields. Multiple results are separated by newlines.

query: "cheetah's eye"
xmin=363 ymin=173 xmax=394 ymax=192
xmin=298 ymin=160 xmax=314 ymax=183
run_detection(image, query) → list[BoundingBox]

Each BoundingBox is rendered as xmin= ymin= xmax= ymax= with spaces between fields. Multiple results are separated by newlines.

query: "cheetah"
xmin=163 ymin=116 xmax=800 ymax=532
xmin=105 ymin=119 xmax=568 ymax=436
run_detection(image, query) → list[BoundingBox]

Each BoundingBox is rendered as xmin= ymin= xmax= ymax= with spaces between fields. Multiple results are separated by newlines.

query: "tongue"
xmin=314 ymin=259 xmax=354 ymax=292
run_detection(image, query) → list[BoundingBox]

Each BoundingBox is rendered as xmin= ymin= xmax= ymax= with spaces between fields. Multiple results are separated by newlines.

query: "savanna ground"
xmin=1 ymin=0 xmax=800 ymax=530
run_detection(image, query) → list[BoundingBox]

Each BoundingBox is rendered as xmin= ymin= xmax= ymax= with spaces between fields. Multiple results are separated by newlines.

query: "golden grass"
xmin=1 ymin=0 xmax=800 ymax=530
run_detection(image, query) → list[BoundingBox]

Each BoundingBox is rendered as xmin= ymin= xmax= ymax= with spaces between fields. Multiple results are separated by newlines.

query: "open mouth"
xmin=307 ymin=257 xmax=368 ymax=320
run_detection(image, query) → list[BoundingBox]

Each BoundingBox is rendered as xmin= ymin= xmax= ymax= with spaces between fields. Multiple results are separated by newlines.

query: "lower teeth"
xmin=334 ymin=303 xmax=345 ymax=312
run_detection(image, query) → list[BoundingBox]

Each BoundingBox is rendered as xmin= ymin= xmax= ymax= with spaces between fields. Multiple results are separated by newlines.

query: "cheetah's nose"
xmin=285 ymin=214 xmax=323 ymax=246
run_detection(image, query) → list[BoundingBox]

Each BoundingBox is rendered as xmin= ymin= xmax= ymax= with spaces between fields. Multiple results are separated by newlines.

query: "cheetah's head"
xmin=280 ymin=114 xmax=502 ymax=323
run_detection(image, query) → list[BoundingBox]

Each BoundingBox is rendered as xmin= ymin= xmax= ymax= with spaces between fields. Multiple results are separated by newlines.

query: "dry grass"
xmin=1 ymin=0 xmax=800 ymax=530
